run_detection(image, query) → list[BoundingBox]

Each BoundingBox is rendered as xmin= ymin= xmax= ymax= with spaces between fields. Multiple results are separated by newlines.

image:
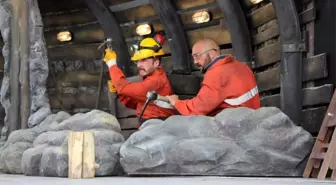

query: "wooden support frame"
xmin=149 ymin=0 xmax=191 ymax=74
xmin=216 ymin=0 xmax=253 ymax=63
xmin=83 ymin=0 xmax=132 ymax=77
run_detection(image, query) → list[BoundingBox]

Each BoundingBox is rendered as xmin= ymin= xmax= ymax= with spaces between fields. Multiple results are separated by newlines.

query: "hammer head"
xmin=98 ymin=38 xmax=113 ymax=51
xmin=146 ymin=91 xmax=158 ymax=101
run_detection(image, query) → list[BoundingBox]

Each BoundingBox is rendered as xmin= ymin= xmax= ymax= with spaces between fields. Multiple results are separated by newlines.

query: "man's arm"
xmin=170 ymin=79 xmax=226 ymax=116
xmin=109 ymin=65 xmax=160 ymax=102
xmin=118 ymin=95 xmax=138 ymax=110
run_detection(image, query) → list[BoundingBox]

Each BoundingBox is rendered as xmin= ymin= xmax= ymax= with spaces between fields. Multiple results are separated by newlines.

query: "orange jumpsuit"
xmin=109 ymin=66 xmax=176 ymax=121
xmin=174 ymin=56 xmax=260 ymax=116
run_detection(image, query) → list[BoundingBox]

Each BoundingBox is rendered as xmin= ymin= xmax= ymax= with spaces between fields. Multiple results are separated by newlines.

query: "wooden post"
xmin=68 ymin=131 xmax=97 ymax=179
xmin=9 ymin=0 xmax=22 ymax=134
xmin=19 ymin=0 xmax=30 ymax=129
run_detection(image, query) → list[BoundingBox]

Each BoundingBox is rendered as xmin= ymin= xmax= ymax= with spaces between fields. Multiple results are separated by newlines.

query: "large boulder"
xmin=120 ymin=107 xmax=314 ymax=176
xmin=21 ymin=110 xmax=125 ymax=177
xmin=0 ymin=110 xmax=125 ymax=177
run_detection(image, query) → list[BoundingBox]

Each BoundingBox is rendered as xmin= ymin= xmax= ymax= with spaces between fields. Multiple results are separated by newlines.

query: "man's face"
xmin=136 ymin=57 xmax=159 ymax=77
xmin=192 ymin=45 xmax=212 ymax=70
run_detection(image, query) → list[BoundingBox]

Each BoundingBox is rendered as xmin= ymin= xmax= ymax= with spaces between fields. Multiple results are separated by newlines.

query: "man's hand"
xmin=107 ymin=80 xmax=117 ymax=93
xmin=103 ymin=49 xmax=117 ymax=67
xmin=166 ymin=94 xmax=179 ymax=106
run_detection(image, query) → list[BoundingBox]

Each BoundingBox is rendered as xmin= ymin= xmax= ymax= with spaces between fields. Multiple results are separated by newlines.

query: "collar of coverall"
xmin=201 ymin=55 xmax=226 ymax=74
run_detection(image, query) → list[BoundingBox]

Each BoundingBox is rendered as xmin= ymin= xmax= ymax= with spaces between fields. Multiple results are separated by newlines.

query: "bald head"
xmin=192 ymin=38 xmax=221 ymax=70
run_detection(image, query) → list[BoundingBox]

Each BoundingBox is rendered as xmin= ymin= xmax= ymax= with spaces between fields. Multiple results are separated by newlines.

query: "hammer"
xmin=138 ymin=91 xmax=171 ymax=124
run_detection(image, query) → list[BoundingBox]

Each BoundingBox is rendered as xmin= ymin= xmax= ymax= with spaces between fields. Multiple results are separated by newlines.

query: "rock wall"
xmin=0 ymin=0 xmax=50 ymax=144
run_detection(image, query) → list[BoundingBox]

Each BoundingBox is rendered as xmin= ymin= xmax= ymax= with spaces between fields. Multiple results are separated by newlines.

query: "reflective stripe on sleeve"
xmin=153 ymin=100 xmax=175 ymax=109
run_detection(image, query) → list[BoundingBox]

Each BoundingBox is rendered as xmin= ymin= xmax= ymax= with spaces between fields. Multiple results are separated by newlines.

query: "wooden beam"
xmin=261 ymin=84 xmax=334 ymax=108
xmin=302 ymin=106 xmax=328 ymax=134
xmin=149 ymin=0 xmax=191 ymax=74
xmin=187 ymin=24 xmax=231 ymax=47
xmin=253 ymin=41 xmax=280 ymax=68
xmin=48 ymin=43 xmax=101 ymax=61
xmin=252 ymin=6 xmax=316 ymax=46
xmin=42 ymin=10 xmax=97 ymax=28
xmin=19 ymin=0 xmax=30 ymax=129
xmin=9 ymin=0 xmax=23 ymax=134
xmin=249 ymin=3 xmax=276 ymax=28
xmin=256 ymin=53 xmax=328 ymax=92
xmin=173 ymin=0 xmax=216 ymax=10
xmin=84 ymin=0 xmax=132 ymax=77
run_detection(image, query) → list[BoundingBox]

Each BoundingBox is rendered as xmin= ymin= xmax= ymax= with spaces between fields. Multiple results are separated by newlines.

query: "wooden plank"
xmin=0 ymin=56 xmax=4 ymax=72
xmin=173 ymin=0 xmax=216 ymax=10
xmin=261 ymin=84 xmax=334 ymax=108
xmin=48 ymin=43 xmax=101 ymax=61
xmin=42 ymin=10 xmax=96 ymax=28
xmin=303 ymin=53 xmax=328 ymax=82
xmin=187 ymin=24 xmax=231 ymax=47
xmin=256 ymin=53 xmax=327 ymax=92
xmin=249 ymin=3 xmax=276 ymax=28
xmin=68 ymin=132 xmax=84 ymax=179
xmin=302 ymin=106 xmax=328 ymax=134
xmin=256 ymin=67 xmax=280 ymax=92
xmin=253 ymin=41 xmax=281 ymax=68
xmin=82 ymin=132 xmax=95 ymax=178
xmin=253 ymin=23 xmax=279 ymax=46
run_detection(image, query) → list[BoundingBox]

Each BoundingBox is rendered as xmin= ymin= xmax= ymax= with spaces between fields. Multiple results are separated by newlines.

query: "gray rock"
xmin=20 ymin=110 xmax=125 ymax=177
xmin=28 ymin=107 xmax=52 ymax=128
xmin=120 ymin=107 xmax=314 ymax=176
xmin=0 ymin=0 xmax=50 ymax=142
xmin=0 ymin=112 xmax=70 ymax=174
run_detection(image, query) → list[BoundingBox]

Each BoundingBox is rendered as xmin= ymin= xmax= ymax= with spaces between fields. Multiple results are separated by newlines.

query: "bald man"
xmin=166 ymin=39 xmax=260 ymax=116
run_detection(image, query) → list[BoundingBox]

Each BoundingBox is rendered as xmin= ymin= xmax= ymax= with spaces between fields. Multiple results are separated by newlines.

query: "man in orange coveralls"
xmin=103 ymin=34 xmax=175 ymax=126
xmin=166 ymin=38 xmax=260 ymax=116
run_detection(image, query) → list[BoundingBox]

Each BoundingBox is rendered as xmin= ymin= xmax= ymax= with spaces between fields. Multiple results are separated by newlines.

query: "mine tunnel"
xmin=0 ymin=0 xmax=336 ymax=182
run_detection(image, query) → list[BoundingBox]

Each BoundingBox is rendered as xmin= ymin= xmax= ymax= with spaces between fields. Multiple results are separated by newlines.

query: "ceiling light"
xmin=57 ymin=31 xmax=72 ymax=42
xmin=250 ymin=0 xmax=263 ymax=4
xmin=136 ymin=24 xmax=152 ymax=36
xmin=192 ymin=11 xmax=210 ymax=24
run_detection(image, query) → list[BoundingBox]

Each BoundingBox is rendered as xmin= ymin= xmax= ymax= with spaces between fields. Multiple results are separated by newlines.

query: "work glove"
xmin=103 ymin=49 xmax=117 ymax=68
xmin=108 ymin=80 xmax=117 ymax=93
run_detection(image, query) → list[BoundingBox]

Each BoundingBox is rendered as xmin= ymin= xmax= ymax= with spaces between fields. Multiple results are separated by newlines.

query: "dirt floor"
xmin=1 ymin=174 xmax=336 ymax=185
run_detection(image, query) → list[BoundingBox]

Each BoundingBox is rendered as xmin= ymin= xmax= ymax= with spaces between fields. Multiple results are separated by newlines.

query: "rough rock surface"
xmin=0 ymin=0 xmax=50 ymax=144
xmin=0 ymin=110 xmax=124 ymax=177
xmin=120 ymin=107 xmax=314 ymax=176
xmin=0 ymin=111 xmax=70 ymax=174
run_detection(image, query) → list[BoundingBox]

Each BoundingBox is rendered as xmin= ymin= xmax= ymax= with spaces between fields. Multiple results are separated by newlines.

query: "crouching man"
xmin=166 ymin=38 xmax=260 ymax=116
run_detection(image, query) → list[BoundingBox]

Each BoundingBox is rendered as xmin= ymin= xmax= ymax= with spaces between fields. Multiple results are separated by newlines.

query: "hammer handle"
xmin=157 ymin=95 xmax=170 ymax=103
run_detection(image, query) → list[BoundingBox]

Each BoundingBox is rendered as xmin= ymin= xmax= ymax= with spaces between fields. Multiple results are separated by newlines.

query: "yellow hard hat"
xmin=131 ymin=36 xmax=165 ymax=61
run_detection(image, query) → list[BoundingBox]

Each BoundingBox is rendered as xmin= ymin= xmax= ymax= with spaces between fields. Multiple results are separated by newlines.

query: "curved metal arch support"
xmin=84 ymin=0 xmax=132 ymax=77
xmin=216 ymin=0 xmax=253 ymax=64
xmin=149 ymin=0 xmax=191 ymax=74
xmin=271 ymin=0 xmax=304 ymax=125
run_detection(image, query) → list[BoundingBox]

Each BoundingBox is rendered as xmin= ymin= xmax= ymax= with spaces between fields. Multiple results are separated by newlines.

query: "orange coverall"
xmin=174 ymin=56 xmax=260 ymax=116
xmin=109 ymin=66 xmax=175 ymax=120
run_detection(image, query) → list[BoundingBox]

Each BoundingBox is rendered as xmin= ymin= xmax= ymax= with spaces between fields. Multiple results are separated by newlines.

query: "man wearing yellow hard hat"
xmin=104 ymin=34 xmax=175 ymax=127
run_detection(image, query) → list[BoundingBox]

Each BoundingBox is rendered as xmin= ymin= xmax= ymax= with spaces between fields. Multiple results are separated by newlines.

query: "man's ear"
xmin=153 ymin=58 xmax=160 ymax=67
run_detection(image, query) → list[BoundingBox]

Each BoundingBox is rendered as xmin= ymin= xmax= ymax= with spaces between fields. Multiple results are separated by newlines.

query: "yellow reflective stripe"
xmin=224 ymin=86 xmax=259 ymax=106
